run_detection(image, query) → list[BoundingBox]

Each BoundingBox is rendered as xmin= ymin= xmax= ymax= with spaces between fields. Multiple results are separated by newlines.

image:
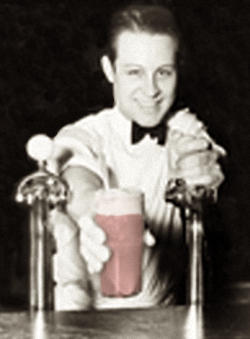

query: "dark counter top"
xmin=0 ymin=304 xmax=250 ymax=338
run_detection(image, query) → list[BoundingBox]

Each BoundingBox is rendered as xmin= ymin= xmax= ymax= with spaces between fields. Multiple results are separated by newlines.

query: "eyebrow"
xmin=122 ymin=63 xmax=176 ymax=68
xmin=122 ymin=64 xmax=142 ymax=68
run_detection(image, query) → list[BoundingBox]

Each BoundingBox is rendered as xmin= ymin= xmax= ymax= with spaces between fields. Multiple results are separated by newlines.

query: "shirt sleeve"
xmin=51 ymin=116 xmax=105 ymax=179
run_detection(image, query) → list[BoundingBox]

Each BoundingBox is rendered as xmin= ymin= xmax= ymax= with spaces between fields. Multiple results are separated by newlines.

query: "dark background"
xmin=1 ymin=0 xmax=250 ymax=306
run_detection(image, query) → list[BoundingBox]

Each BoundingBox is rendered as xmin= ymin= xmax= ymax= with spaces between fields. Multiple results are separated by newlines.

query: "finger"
xmin=78 ymin=215 xmax=106 ymax=244
xmin=177 ymin=150 xmax=219 ymax=170
xmin=177 ymin=159 xmax=222 ymax=179
xmin=179 ymin=163 xmax=224 ymax=187
xmin=80 ymin=230 xmax=111 ymax=261
xmin=183 ymin=173 xmax=221 ymax=187
xmin=78 ymin=216 xmax=111 ymax=273
xmin=143 ymin=229 xmax=156 ymax=247
xmin=175 ymin=136 xmax=209 ymax=157
xmin=82 ymin=249 xmax=103 ymax=274
xmin=80 ymin=242 xmax=110 ymax=274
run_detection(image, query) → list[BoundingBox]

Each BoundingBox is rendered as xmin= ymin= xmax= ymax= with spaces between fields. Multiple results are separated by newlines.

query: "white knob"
xmin=26 ymin=134 xmax=53 ymax=162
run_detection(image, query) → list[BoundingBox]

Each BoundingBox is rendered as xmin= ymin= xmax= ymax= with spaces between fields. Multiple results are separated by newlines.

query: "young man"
xmin=50 ymin=5 xmax=225 ymax=310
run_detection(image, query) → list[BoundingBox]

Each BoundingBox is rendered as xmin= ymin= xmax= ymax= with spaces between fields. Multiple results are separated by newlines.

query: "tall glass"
xmin=95 ymin=188 xmax=144 ymax=297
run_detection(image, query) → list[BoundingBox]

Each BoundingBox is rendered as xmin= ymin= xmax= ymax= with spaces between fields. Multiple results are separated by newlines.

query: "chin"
xmin=136 ymin=116 xmax=164 ymax=127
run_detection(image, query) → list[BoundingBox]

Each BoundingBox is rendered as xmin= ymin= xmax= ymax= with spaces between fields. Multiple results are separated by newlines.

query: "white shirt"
xmin=52 ymin=107 xmax=189 ymax=310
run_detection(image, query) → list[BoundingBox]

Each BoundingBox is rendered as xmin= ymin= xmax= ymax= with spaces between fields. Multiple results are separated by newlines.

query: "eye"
xmin=157 ymin=68 xmax=175 ymax=77
xmin=127 ymin=69 xmax=141 ymax=76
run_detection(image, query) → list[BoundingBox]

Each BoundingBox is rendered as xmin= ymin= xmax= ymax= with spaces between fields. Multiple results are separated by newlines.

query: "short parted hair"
xmin=105 ymin=5 xmax=183 ymax=65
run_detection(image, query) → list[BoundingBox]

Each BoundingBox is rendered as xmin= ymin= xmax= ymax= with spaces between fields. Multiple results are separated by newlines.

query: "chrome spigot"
xmin=15 ymin=135 xmax=68 ymax=311
xmin=165 ymin=178 xmax=216 ymax=305
xmin=16 ymin=167 xmax=68 ymax=207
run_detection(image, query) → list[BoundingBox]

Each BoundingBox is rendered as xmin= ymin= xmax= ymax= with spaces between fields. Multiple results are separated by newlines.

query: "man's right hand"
xmin=78 ymin=215 xmax=111 ymax=274
xmin=61 ymin=166 xmax=156 ymax=275
xmin=78 ymin=215 xmax=156 ymax=275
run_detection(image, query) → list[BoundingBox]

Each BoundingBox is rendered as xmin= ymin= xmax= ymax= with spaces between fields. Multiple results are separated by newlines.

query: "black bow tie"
xmin=131 ymin=121 xmax=167 ymax=145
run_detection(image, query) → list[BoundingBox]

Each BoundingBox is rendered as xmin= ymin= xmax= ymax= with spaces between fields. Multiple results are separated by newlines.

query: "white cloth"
xmin=51 ymin=107 xmax=191 ymax=310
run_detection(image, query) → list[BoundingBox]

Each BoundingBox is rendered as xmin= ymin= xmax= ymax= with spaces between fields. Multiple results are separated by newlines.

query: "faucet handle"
xmin=16 ymin=134 xmax=69 ymax=207
xmin=26 ymin=134 xmax=53 ymax=169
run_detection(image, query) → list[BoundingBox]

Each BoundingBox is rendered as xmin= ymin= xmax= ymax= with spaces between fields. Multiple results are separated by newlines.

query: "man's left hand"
xmin=168 ymin=132 xmax=225 ymax=189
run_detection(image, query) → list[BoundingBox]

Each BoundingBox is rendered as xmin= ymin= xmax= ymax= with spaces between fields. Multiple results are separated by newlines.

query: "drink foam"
xmin=95 ymin=188 xmax=143 ymax=216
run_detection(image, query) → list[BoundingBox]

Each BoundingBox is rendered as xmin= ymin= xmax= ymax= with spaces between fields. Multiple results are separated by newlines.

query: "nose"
xmin=143 ymin=74 xmax=160 ymax=98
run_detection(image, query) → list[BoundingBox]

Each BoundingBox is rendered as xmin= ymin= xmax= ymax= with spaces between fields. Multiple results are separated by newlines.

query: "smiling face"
xmin=101 ymin=31 xmax=178 ymax=127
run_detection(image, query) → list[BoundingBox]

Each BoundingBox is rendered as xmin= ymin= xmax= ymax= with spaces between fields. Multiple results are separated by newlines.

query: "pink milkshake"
xmin=95 ymin=189 xmax=144 ymax=297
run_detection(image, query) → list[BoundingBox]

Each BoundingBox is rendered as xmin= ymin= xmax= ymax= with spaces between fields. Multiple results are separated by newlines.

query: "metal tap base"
xmin=165 ymin=178 xmax=215 ymax=306
xmin=16 ymin=167 xmax=68 ymax=311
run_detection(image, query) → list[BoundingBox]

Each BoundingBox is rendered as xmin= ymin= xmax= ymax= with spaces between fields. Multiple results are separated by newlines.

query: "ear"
xmin=101 ymin=55 xmax=115 ymax=83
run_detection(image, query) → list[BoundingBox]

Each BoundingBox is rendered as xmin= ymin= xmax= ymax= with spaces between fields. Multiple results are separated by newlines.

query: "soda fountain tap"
xmin=165 ymin=178 xmax=215 ymax=305
xmin=15 ymin=135 xmax=68 ymax=311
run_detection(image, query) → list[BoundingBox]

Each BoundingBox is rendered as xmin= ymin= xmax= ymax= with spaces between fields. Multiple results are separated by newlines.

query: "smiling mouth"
xmin=137 ymin=99 xmax=161 ymax=108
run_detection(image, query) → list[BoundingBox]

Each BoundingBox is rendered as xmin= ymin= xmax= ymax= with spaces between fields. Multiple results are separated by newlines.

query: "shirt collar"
xmin=111 ymin=106 xmax=167 ymax=148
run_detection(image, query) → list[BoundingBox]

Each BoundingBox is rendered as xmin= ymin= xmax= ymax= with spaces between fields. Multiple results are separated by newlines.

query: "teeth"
xmin=137 ymin=99 xmax=161 ymax=107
